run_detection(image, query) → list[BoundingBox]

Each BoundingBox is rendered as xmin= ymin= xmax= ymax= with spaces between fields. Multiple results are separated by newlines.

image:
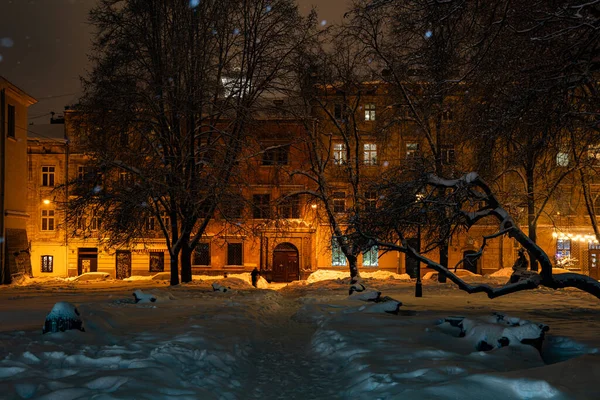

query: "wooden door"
xmin=272 ymin=251 xmax=299 ymax=283
xmin=589 ymin=250 xmax=600 ymax=280
xmin=116 ymin=250 xmax=132 ymax=279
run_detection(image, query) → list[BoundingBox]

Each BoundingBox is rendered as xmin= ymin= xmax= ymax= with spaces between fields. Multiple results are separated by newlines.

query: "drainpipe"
xmin=64 ymin=126 xmax=69 ymax=277
xmin=0 ymin=89 xmax=6 ymax=283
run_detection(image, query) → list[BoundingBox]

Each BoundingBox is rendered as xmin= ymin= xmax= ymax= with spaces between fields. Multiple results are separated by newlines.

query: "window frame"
xmin=331 ymin=238 xmax=347 ymax=266
xmin=364 ymin=103 xmax=376 ymax=121
xmin=41 ymin=209 xmax=55 ymax=231
xmin=41 ymin=255 xmax=54 ymax=273
xmin=362 ymin=246 xmax=379 ymax=267
xmin=193 ymin=242 xmax=211 ymax=266
xmin=332 ymin=192 xmax=346 ymax=213
xmin=262 ymin=144 xmax=289 ymax=166
xmin=363 ymin=143 xmax=377 ymax=165
xmin=149 ymin=252 xmax=165 ymax=272
xmin=252 ymin=194 xmax=271 ymax=219
xmin=333 ymin=142 xmax=347 ymax=165
xmin=41 ymin=165 xmax=56 ymax=187
xmin=227 ymin=242 xmax=244 ymax=266
xmin=7 ymin=104 xmax=15 ymax=138
xmin=556 ymin=238 xmax=571 ymax=259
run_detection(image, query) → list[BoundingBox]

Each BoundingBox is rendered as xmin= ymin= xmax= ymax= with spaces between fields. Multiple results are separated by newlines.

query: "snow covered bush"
xmin=440 ymin=313 xmax=549 ymax=352
xmin=42 ymin=302 xmax=85 ymax=334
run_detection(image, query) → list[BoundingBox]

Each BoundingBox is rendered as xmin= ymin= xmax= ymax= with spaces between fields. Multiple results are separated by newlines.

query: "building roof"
xmin=27 ymin=123 xmax=66 ymax=142
xmin=0 ymin=76 xmax=37 ymax=106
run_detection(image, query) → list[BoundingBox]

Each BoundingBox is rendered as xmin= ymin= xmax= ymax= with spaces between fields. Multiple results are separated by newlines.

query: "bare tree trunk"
xmin=526 ymin=165 xmax=538 ymax=271
xmin=347 ymin=254 xmax=359 ymax=281
xmin=169 ymin=251 xmax=179 ymax=286
xmin=580 ymin=169 xmax=600 ymax=241
xmin=181 ymin=239 xmax=192 ymax=283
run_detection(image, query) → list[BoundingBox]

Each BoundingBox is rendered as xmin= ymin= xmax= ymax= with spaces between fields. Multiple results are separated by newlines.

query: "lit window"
xmin=331 ymin=238 xmax=347 ymax=266
xmin=332 ymin=192 xmax=345 ymax=213
xmin=41 ymin=209 xmax=55 ymax=231
xmin=333 ymin=143 xmax=347 ymax=165
xmin=227 ymin=243 xmax=243 ymax=265
xmin=406 ymin=143 xmax=419 ymax=159
xmin=556 ymin=152 xmax=569 ymax=167
xmin=556 ymin=239 xmax=571 ymax=259
xmin=365 ymin=104 xmax=376 ymax=121
xmin=588 ymin=145 xmax=600 ymax=161
xmin=363 ymin=143 xmax=377 ymax=165
xmin=193 ymin=243 xmax=211 ymax=265
xmin=363 ymin=246 xmax=378 ymax=267
xmin=42 ymin=166 xmax=55 ymax=187
xmin=41 ymin=255 xmax=53 ymax=273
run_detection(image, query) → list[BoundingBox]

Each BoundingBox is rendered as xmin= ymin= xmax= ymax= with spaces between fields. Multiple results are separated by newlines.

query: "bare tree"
xmin=67 ymin=0 xmax=311 ymax=285
xmin=360 ymin=171 xmax=600 ymax=299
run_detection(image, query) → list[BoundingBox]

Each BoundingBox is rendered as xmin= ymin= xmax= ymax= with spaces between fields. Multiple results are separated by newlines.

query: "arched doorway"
xmin=272 ymin=243 xmax=299 ymax=282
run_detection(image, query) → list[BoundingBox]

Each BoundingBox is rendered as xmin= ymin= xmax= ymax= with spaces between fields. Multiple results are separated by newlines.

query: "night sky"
xmin=0 ymin=0 xmax=349 ymax=122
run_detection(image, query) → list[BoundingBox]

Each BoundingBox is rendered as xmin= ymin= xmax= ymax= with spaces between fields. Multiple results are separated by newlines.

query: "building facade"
xmin=1 ymin=77 xmax=36 ymax=283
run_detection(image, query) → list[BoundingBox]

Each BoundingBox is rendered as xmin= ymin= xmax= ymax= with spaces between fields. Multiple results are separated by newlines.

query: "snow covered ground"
xmin=1 ymin=271 xmax=600 ymax=399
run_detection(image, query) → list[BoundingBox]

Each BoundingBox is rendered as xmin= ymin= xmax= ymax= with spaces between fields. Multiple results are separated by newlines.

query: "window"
xmin=588 ymin=145 xmax=600 ymax=161
xmin=364 ymin=103 xmax=376 ymax=121
xmin=594 ymin=194 xmax=600 ymax=216
xmin=119 ymin=172 xmax=133 ymax=185
xmin=363 ymin=143 xmax=377 ymax=165
xmin=76 ymin=216 xmax=86 ymax=231
xmin=440 ymin=145 xmax=456 ymax=165
xmin=331 ymin=238 xmax=347 ymax=266
xmin=193 ymin=243 xmax=211 ymax=265
xmin=333 ymin=143 xmax=347 ymax=165
xmin=7 ymin=105 xmax=15 ymax=138
xmin=221 ymin=194 xmax=245 ymax=219
xmin=146 ymin=216 xmax=156 ymax=231
xmin=363 ymin=246 xmax=378 ymax=267
xmin=41 ymin=255 xmax=53 ymax=273
xmin=406 ymin=143 xmax=419 ymax=159
xmin=556 ymin=152 xmax=569 ymax=167
xmin=41 ymin=209 xmax=55 ymax=231
xmin=278 ymin=195 xmax=300 ymax=219
xmin=149 ymin=252 xmax=165 ymax=272
xmin=441 ymin=109 xmax=453 ymax=122
xmin=90 ymin=215 xmax=102 ymax=231
xmin=252 ymin=194 xmax=271 ymax=219
xmin=42 ymin=166 xmax=55 ymax=187
xmin=262 ymin=145 xmax=289 ymax=166
xmin=334 ymin=103 xmax=343 ymax=120
xmin=161 ymin=211 xmax=170 ymax=229
xmin=333 ymin=192 xmax=346 ymax=213
xmin=364 ymin=191 xmax=378 ymax=211
xmin=556 ymin=239 xmax=571 ymax=259
xmin=227 ymin=243 xmax=243 ymax=265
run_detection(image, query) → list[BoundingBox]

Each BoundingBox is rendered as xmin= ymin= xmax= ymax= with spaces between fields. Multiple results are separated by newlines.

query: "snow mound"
xmin=489 ymin=268 xmax=514 ymax=278
xmin=307 ymin=269 xmax=409 ymax=283
xmin=424 ymin=269 xmax=481 ymax=280
xmin=69 ymin=272 xmax=111 ymax=282
xmin=133 ymin=290 xmax=157 ymax=303
xmin=42 ymin=302 xmax=85 ymax=334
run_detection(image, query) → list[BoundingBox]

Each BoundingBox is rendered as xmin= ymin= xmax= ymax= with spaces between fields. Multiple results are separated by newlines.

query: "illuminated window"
xmin=406 ymin=143 xmax=419 ymax=159
xmin=363 ymin=143 xmax=377 ymax=165
xmin=364 ymin=104 xmax=376 ymax=121
xmin=363 ymin=246 xmax=378 ymax=267
xmin=556 ymin=239 xmax=571 ymax=259
xmin=41 ymin=209 xmax=55 ymax=231
xmin=42 ymin=166 xmax=55 ymax=187
xmin=556 ymin=152 xmax=569 ymax=167
xmin=331 ymin=238 xmax=347 ymax=266
xmin=333 ymin=143 xmax=347 ymax=165
xmin=41 ymin=255 xmax=53 ymax=273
